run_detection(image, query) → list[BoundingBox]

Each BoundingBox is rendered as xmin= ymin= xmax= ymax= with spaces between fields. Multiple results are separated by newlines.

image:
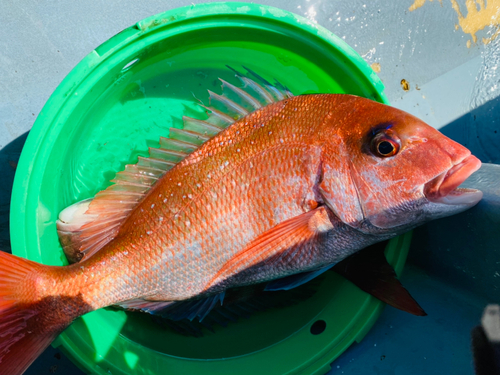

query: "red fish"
xmin=0 ymin=73 xmax=482 ymax=374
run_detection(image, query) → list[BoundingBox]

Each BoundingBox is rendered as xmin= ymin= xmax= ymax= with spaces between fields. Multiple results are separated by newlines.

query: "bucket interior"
xmin=12 ymin=5 xmax=406 ymax=374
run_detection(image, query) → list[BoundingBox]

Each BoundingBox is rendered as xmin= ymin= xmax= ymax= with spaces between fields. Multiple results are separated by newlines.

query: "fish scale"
xmin=25 ymin=95 xmax=471 ymax=307
xmin=93 ymin=100 xmax=322 ymax=299
xmin=0 ymin=73 xmax=483 ymax=374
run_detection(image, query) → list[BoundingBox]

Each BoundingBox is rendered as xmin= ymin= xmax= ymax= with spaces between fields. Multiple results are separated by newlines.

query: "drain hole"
xmin=122 ymin=58 xmax=139 ymax=71
xmin=310 ymin=320 xmax=326 ymax=335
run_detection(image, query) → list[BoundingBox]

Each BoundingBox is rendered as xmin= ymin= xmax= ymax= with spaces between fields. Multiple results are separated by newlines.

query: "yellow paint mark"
xmin=401 ymin=79 xmax=410 ymax=91
xmin=409 ymin=0 xmax=442 ymax=11
xmin=409 ymin=0 xmax=429 ymax=11
xmin=371 ymin=62 xmax=381 ymax=73
xmin=410 ymin=0 xmax=500 ymax=46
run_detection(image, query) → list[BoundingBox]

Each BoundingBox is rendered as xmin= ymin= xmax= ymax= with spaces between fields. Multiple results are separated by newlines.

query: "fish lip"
xmin=424 ymin=154 xmax=483 ymax=205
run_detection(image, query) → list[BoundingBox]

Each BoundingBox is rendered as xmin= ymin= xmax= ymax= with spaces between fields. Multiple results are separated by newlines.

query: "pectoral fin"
xmin=206 ymin=206 xmax=334 ymax=290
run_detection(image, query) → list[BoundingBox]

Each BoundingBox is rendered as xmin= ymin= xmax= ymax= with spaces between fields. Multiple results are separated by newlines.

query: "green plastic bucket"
xmin=11 ymin=3 xmax=411 ymax=374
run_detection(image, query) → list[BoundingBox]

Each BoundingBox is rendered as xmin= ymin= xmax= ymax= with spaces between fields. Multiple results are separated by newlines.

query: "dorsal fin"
xmin=56 ymin=67 xmax=294 ymax=263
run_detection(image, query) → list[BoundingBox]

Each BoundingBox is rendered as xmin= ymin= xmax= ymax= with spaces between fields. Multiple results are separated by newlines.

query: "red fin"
xmin=0 ymin=251 xmax=89 ymax=374
xmin=56 ymin=69 xmax=293 ymax=264
xmin=0 ymin=251 xmax=52 ymax=374
xmin=332 ymin=241 xmax=427 ymax=316
xmin=56 ymin=116 xmax=215 ymax=264
xmin=206 ymin=206 xmax=333 ymax=290
xmin=0 ymin=311 xmax=59 ymax=375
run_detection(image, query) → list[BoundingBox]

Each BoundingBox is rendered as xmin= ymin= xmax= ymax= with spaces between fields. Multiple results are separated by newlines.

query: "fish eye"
xmin=371 ymin=133 xmax=400 ymax=157
xmin=378 ymin=141 xmax=395 ymax=156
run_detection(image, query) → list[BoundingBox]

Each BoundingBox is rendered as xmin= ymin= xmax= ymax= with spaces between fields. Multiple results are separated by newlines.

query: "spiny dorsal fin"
xmin=183 ymin=66 xmax=294 ymax=129
xmin=56 ymin=68 xmax=294 ymax=263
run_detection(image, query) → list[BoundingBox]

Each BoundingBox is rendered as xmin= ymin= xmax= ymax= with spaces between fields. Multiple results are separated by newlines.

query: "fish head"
xmin=327 ymin=96 xmax=482 ymax=233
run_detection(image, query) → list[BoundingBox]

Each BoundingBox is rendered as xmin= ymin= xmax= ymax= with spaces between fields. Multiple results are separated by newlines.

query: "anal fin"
xmin=264 ymin=264 xmax=334 ymax=291
xmin=151 ymin=277 xmax=322 ymax=337
xmin=117 ymin=292 xmax=226 ymax=322
xmin=157 ymin=292 xmax=226 ymax=322
xmin=116 ymin=299 xmax=174 ymax=314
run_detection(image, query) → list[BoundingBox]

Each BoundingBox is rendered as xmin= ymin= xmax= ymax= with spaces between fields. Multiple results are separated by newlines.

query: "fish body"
xmin=49 ymin=94 xmax=478 ymax=307
xmin=0 ymin=79 xmax=482 ymax=374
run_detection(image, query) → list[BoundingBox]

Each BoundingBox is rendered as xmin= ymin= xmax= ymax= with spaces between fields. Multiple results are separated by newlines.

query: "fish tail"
xmin=0 ymin=251 xmax=89 ymax=375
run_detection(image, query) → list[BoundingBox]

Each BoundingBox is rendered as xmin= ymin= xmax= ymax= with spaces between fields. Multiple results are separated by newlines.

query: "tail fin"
xmin=0 ymin=251 xmax=87 ymax=375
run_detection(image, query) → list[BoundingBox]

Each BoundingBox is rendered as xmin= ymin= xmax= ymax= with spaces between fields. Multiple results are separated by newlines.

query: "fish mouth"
xmin=424 ymin=154 xmax=483 ymax=205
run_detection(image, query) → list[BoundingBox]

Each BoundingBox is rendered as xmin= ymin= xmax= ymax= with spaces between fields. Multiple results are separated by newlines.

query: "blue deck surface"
xmin=331 ymin=265 xmax=486 ymax=375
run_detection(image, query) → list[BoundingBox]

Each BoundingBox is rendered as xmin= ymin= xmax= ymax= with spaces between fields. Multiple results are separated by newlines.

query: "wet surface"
xmin=332 ymin=265 xmax=488 ymax=375
xmin=2 ymin=1 xmax=500 ymax=374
